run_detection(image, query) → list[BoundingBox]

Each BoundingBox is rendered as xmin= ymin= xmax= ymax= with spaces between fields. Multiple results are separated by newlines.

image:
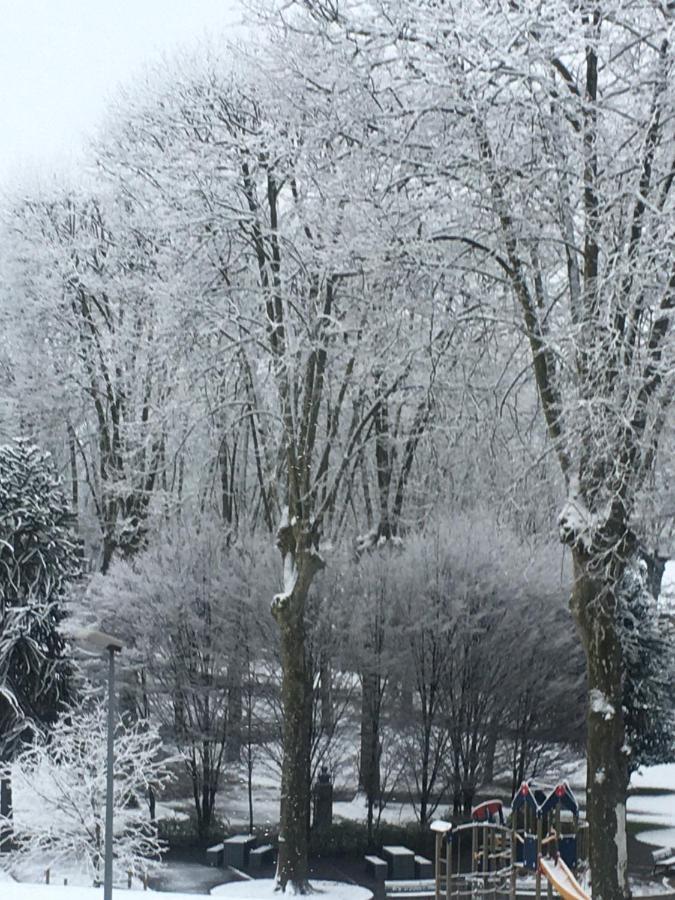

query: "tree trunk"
xmin=482 ymin=715 xmax=499 ymax=786
xmin=570 ymin=549 xmax=629 ymax=900
xmin=359 ymin=671 xmax=380 ymax=800
xmin=319 ymin=651 xmax=333 ymax=732
xmin=273 ymin=548 xmax=322 ymax=893
xmin=226 ymin=656 xmax=243 ymax=764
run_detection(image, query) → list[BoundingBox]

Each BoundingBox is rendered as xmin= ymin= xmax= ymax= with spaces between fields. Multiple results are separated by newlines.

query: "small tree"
xmin=88 ymin=519 xmax=275 ymax=839
xmin=0 ymin=699 xmax=169 ymax=885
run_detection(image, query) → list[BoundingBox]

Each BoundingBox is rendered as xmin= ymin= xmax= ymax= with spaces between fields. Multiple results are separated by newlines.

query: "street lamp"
xmin=71 ymin=628 xmax=123 ymax=900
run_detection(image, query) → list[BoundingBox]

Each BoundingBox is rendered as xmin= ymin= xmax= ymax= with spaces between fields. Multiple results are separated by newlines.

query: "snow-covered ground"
xmin=0 ymin=879 xmax=372 ymax=900
xmin=631 ymin=763 xmax=675 ymax=793
xmin=658 ymin=560 xmax=675 ymax=612
xmin=630 ymin=762 xmax=675 ymax=849
xmin=0 ymin=884 xmax=211 ymax=900
xmin=211 ymin=880 xmax=372 ymax=900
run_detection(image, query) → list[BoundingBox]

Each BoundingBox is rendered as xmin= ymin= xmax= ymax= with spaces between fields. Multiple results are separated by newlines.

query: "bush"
xmin=158 ymin=816 xmax=279 ymax=851
xmin=310 ymin=820 xmax=435 ymax=858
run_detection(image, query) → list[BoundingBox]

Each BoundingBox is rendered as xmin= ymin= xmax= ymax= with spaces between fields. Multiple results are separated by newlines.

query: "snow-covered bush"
xmin=618 ymin=556 xmax=675 ymax=772
xmin=0 ymin=699 xmax=170 ymax=884
xmin=0 ymin=439 xmax=82 ymax=760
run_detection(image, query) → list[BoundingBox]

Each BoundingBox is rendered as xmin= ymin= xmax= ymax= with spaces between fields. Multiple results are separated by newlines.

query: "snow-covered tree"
xmin=87 ymin=517 xmax=275 ymax=838
xmin=0 ymin=699 xmax=170 ymax=885
xmin=0 ymin=439 xmax=81 ymax=772
xmin=2 ymin=191 xmax=186 ymax=572
xmin=618 ymin=557 xmax=675 ymax=772
xmin=276 ymin=3 xmax=675 ymax=895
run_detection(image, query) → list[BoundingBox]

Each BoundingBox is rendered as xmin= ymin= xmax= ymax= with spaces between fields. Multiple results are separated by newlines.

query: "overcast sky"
xmin=0 ymin=0 xmax=244 ymax=187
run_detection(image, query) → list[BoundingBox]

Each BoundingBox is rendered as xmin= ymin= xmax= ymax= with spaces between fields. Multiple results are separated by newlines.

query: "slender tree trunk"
xmin=570 ymin=549 xmax=629 ymax=900
xmin=319 ymin=651 xmax=333 ymax=732
xmin=67 ymin=423 xmax=79 ymax=523
xmin=482 ymin=715 xmax=499 ymax=785
xmin=359 ymin=671 xmax=380 ymax=799
xmin=226 ymin=656 xmax=243 ymax=763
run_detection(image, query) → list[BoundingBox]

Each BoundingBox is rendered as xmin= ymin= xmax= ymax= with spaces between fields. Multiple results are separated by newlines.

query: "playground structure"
xmin=429 ymin=781 xmax=589 ymax=899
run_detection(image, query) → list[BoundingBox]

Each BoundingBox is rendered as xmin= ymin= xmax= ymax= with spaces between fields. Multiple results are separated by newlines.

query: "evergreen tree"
xmin=0 ymin=439 xmax=82 ymax=766
xmin=619 ymin=555 xmax=675 ymax=773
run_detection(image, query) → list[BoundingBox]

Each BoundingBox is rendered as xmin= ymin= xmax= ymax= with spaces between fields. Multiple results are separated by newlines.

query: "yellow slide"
xmin=539 ymin=856 xmax=591 ymax=900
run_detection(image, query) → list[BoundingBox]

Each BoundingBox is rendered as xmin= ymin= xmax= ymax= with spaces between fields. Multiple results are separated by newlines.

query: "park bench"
xmin=414 ymin=856 xmax=433 ymax=879
xmin=249 ymin=844 xmax=275 ymax=869
xmin=652 ymin=846 xmax=675 ymax=876
xmin=365 ymin=854 xmax=388 ymax=882
xmin=206 ymin=843 xmax=224 ymax=867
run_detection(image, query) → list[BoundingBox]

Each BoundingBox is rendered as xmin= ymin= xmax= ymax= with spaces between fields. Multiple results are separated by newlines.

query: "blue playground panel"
xmin=523 ymin=835 xmax=538 ymax=871
xmin=559 ymin=835 xmax=577 ymax=869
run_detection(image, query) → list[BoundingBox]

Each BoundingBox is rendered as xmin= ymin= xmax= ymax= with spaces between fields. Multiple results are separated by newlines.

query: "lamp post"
xmin=72 ymin=629 xmax=123 ymax=900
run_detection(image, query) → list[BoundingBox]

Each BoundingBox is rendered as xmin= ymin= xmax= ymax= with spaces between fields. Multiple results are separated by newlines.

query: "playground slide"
xmin=539 ymin=857 xmax=590 ymax=900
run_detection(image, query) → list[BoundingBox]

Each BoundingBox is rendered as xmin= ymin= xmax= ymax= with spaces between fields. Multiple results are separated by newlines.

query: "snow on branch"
xmin=0 ymin=699 xmax=171 ymax=885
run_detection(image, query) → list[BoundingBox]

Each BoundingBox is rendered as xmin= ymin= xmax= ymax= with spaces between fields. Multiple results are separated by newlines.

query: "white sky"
xmin=0 ymin=0 xmax=244 ymax=187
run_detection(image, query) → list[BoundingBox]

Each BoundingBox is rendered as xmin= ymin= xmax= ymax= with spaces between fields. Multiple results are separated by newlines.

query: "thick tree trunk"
xmin=273 ymin=549 xmax=322 ymax=893
xmin=570 ymin=549 xmax=629 ymax=900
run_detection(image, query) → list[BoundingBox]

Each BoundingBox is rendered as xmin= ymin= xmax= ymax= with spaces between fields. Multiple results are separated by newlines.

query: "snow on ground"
xmin=630 ymin=877 xmax=675 ymax=896
xmin=0 ymin=879 xmax=372 ymax=900
xmin=211 ymin=879 xmax=372 ymax=900
xmin=0 ymin=885 xmax=212 ymax=900
xmin=632 ymin=763 xmax=675 ymax=793
xmin=635 ymin=829 xmax=675 ymax=850
xmin=628 ymin=791 xmax=675 ymax=828
xmin=658 ymin=560 xmax=675 ymax=611
xmin=155 ymin=802 xmax=190 ymax=822
xmin=630 ymin=763 xmax=675 ymax=849
xmin=332 ymin=792 xmax=419 ymax=826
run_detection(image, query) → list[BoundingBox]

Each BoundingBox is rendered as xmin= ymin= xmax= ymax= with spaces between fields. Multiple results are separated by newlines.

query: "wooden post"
xmin=435 ymin=831 xmax=442 ymax=900
xmin=510 ymin=812 xmax=517 ymax=900
xmin=64 ymin=878 xmax=68 ymax=886
xmin=446 ymin=833 xmax=452 ymax=900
